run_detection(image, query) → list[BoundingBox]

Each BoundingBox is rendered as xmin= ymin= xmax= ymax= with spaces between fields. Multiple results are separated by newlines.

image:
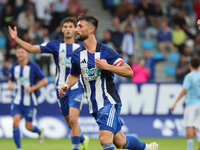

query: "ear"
xmin=89 ymin=26 xmax=95 ymax=34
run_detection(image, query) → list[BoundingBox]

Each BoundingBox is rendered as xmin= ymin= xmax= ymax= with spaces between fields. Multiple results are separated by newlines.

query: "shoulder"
xmin=11 ymin=62 xmax=18 ymax=70
xmin=100 ymin=43 xmax=118 ymax=56
xmin=29 ymin=61 xmax=41 ymax=70
xmin=185 ymin=72 xmax=192 ymax=80
xmin=41 ymin=39 xmax=62 ymax=47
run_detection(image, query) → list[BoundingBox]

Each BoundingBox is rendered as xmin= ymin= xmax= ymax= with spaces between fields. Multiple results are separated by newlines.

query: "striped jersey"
xmin=70 ymin=42 xmax=125 ymax=113
xmin=40 ymin=39 xmax=83 ymax=91
xmin=10 ymin=61 xmax=45 ymax=106
xmin=183 ymin=71 xmax=200 ymax=107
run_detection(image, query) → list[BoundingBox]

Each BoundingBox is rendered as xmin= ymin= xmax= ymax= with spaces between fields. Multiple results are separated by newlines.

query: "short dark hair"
xmin=190 ymin=56 xmax=200 ymax=69
xmin=61 ymin=17 xmax=77 ymax=27
xmin=77 ymin=13 xmax=99 ymax=31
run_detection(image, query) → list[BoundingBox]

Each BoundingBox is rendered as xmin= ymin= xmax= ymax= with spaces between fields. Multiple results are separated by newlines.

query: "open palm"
xmin=8 ymin=26 xmax=17 ymax=40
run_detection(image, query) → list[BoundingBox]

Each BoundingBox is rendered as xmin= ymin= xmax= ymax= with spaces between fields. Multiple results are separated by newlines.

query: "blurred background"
xmin=0 ymin=0 xmax=200 ymax=139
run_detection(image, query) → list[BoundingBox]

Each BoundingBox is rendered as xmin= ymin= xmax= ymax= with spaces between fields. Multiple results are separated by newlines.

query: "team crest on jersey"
xmin=81 ymin=67 xmax=101 ymax=81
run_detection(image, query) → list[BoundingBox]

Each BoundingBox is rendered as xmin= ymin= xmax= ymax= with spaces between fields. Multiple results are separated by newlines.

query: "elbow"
xmin=127 ymin=70 xmax=133 ymax=77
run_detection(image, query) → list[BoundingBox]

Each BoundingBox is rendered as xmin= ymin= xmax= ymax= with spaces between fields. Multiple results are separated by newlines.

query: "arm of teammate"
xmin=25 ymin=77 xmax=48 ymax=93
xmin=7 ymin=80 xmax=15 ymax=90
xmin=8 ymin=26 xmax=41 ymax=53
xmin=59 ymin=74 xmax=80 ymax=97
xmin=171 ymin=89 xmax=187 ymax=111
xmin=95 ymin=58 xmax=133 ymax=77
xmin=197 ymin=20 xmax=200 ymax=30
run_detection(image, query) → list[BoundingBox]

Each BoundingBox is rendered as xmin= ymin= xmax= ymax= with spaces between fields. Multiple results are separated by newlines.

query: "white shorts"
xmin=184 ymin=105 xmax=200 ymax=129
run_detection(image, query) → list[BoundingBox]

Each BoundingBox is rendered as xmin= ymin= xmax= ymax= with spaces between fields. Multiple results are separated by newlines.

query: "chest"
xmin=14 ymin=65 xmax=32 ymax=84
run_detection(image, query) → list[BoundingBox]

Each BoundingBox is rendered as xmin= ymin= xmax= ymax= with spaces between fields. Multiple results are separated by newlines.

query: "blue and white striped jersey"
xmin=70 ymin=42 xmax=125 ymax=113
xmin=40 ymin=39 xmax=83 ymax=91
xmin=10 ymin=61 xmax=45 ymax=106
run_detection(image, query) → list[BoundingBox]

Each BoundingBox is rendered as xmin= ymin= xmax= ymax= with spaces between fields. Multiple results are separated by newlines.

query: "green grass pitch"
xmin=0 ymin=138 xmax=197 ymax=150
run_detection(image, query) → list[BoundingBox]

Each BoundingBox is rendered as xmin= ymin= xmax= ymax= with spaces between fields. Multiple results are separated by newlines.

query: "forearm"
xmin=106 ymin=63 xmax=133 ymax=77
xmin=65 ymin=74 xmax=80 ymax=89
xmin=174 ymin=89 xmax=187 ymax=104
xmin=31 ymin=78 xmax=48 ymax=91
xmin=15 ymin=37 xmax=41 ymax=53
xmin=8 ymin=80 xmax=14 ymax=90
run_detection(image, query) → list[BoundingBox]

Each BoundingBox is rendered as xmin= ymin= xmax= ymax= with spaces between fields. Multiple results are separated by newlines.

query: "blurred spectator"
xmin=17 ymin=7 xmax=35 ymax=38
xmin=115 ymin=0 xmax=134 ymax=21
xmin=0 ymin=58 xmax=11 ymax=81
xmin=127 ymin=55 xmax=135 ymax=67
xmin=172 ymin=24 xmax=185 ymax=54
xmin=136 ymin=0 xmax=150 ymax=17
xmin=134 ymin=10 xmax=147 ymax=35
xmin=194 ymin=35 xmax=200 ymax=57
xmin=167 ymin=0 xmax=183 ymax=25
xmin=53 ymin=0 xmax=67 ymax=13
xmin=0 ymin=4 xmax=16 ymax=36
xmin=144 ymin=17 xmax=160 ymax=39
xmin=183 ymin=45 xmax=194 ymax=63
xmin=102 ymin=30 xmax=116 ymax=51
xmin=121 ymin=23 xmax=135 ymax=60
xmin=0 ymin=0 xmax=8 ymax=19
xmin=9 ymin=0 xmax=28 ymax=19
xmin=176 ymin=54 xmax=190 ymax=82
xmin=107 ymin=16 xmax=122 ymax=51
xmin=193 ymin=0 xmax=200 ymax=34
xmin=173 ymin=10 xmax=195 ymax=39
xmin=148 ymin=0 xmax=163 ymax=17
xmin=131 ymin=58 xmax=150 ymax=83
xmin=29 ymin=0 xmax=54 ymax=25
xmin=119 ymin=12 xmax=137 ymax=33
xmin=157 ymin=21 xmax=175 ymax=54
xmin=67 ymin=0 xmax=84 ymax=18
xmin=5 ymin=36 xmax=17 ymax=61
xmin=143 ymin=50 xmax=165 ymax=81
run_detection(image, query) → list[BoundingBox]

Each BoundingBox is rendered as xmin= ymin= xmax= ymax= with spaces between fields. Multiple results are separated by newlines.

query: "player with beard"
xmin=59 ymin=14 xmax=159 ymax=150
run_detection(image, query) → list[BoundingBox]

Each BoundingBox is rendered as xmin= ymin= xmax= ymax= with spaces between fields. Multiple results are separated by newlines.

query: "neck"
xmin=19 ymin=59 xmax=28 ymax=67
xmin=83 ymin=35 xmax=97 ymax=53
xmin=191 ymin=68 xmax=198 ymax=72
xmin=64 ymin=37 xmax=75 ymax=44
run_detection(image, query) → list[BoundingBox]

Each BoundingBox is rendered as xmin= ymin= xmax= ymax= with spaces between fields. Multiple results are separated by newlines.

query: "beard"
xmin=76 ymin=34 xmax=88 ymax=41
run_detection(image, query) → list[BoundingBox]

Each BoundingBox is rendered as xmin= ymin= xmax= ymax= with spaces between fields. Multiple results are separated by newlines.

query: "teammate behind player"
xmin=59 ymin=14 xmax=158 ymax=150
xmin=8 ymin=46 xmax=48 ymax=150
xmin=172 ymin=57 xmax=200 ymax=150
xmin=8 ymin=17 xmax=88 ymax=150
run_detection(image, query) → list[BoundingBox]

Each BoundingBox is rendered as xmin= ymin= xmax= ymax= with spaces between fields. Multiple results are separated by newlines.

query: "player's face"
xmin=62 ymin=22 xmax=75 ymax=39
xmin=16 ymin=48 xmax=28 ymax=62
xmin=75 ymin=20 xmax=89 ymax=41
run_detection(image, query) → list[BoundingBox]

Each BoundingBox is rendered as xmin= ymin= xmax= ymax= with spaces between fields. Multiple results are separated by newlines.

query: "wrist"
xmin=64 ymin=83 xmax=69 ymax=90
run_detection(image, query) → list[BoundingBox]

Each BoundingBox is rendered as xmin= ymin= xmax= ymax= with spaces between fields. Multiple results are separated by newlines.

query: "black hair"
xmin=77 ymin=13 xmax=99 ymax=31
xmin=190 ymin=56 xmax=200 ymax=69
xmin=61 ymin=17 xmax=77 ymax=28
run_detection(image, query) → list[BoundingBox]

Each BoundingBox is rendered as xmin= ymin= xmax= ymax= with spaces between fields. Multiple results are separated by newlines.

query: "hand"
xmin=197 ymin=20 xmax=200 ymax=30
xmin=8 ymin=26 xmax=18 ymax=41
xmin=58 ymin=85 xmax=68 ymax=97
xmin=95 ymin=59 xmax=109 ymax=70
xmin=25 ymin=86 xmax=34 ymax=93
xmin=171 ymin=102 xmax=177 ymax=111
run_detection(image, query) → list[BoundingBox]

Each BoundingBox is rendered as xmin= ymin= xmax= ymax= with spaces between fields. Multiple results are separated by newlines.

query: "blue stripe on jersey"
xmin=20 ymin=67 xmax=24 ymax=105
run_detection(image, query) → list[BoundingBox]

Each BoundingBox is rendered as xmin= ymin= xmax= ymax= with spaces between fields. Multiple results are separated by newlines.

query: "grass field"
xmin=0 ymin=138 xmax=198 ymax=150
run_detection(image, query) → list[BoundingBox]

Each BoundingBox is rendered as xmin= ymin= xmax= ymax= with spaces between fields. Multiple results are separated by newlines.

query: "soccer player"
xmin=8 ymin=17 xmax=89 ymax=150
xmin=9 ymin=17 xmax=89 ymax=150
xmin=59 ymin=14 xmax=159 ymax=150
xmin=172 ymin=57 xmax=200 ymax=150
xmin=8 ymin=46 xmax=48 ymax=150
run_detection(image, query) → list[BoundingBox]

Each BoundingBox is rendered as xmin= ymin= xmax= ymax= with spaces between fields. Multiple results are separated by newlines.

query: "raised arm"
xmin=95 ymin=59 xmax=133 ymax=77
xmin=59 ymin=74 xmax=80 ymax=97
xmin=8 ymin=26 xmax=41 ymax=53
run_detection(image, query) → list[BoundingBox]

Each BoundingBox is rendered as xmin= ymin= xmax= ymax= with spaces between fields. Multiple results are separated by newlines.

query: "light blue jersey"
xmin=183 ymin=71 xmax=200 ymax=107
